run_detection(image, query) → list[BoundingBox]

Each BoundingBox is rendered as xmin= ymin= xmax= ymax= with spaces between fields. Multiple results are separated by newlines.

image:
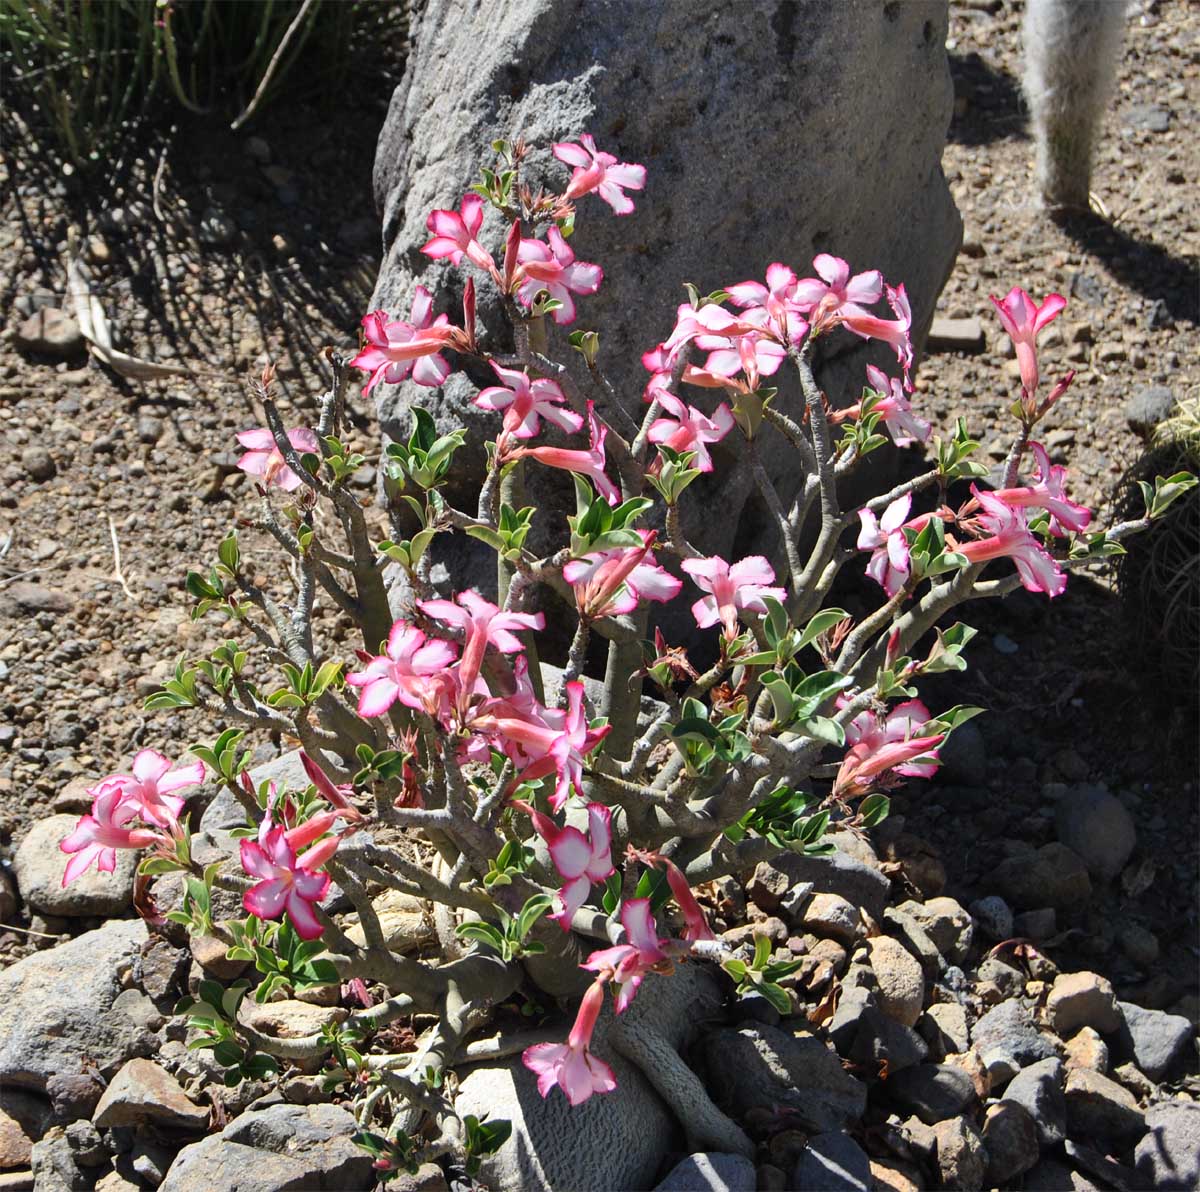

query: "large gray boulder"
xmin=369 ymin=0 xmax=961 ymax=581
xmin=0 ymin=920 xmax=153 ymax=1091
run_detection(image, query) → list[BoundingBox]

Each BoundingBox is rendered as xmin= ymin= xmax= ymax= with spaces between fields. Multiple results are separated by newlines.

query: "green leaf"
xmin=752 ymin=934 xmax=773 ymax=969
xmin=761 ymin=672 xmax=795 ymax=725
xmin=671 ymin=716 xmax=720 ymax=744
xmin=756 ymin=980 xmax=793 ymax=1016
xmin=797 ymin=608 xmax=849 ymax=651
xmin=859 ymin=793 xmax=891 ymax=828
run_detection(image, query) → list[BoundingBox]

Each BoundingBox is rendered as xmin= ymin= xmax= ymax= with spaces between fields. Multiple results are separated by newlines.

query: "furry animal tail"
xmin=1023 ymin=0 xmax=1125 ymax=210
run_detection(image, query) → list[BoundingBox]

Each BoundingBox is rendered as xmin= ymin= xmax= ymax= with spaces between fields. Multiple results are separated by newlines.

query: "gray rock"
xmin=457 ymin=967 xmax=737 ymax=1192
xmin=1063 ymin=1140 xmax=1138 ymax=1192
xmin=972 ymin=999 xmax=1056 ymax=1067
xmin=200 ymin=751 xmax=311 ymax=834
xmin=931 ymin=1116 xmax=986 ymax=1191
xmin=1022 ymin=1157 xmax=1092 ymax=1191
xmin=1116 ymin=922 xmax=1159 ymax=968
xmin=976 ymin=956 xmax=1025 ymax=1000
xmin=370 ymin=0 xmax=960 ymax=608
xmin=882 ymin=906 xmax=943 ymax=978
xmin=0 ymin=920 xmax=152 ymax=1091
xmin=14 ymin=814 xmax=136 ymax=916
xmin=898 ymin=897 xmax=973 ymax=962
xmin=968 ymin=895 xmax=1013 ymax=941
xmin=1045 ymin=971 xmax=1121 ymax=1036
xmin=93 ymin=1059 xmax=208 ymax=1131
xmin=1014 ymin=908 xmax=1058 ymax=940
xmin=1054 ymin=785 xmax=1137 ymax=881
xmin=867 ymin=936 xmax=924 ymax=1027
xmin=1113 ymin=1001 xmax=1193 ymax=1081
xmin=982 ymin=1100 xmax=1040 ymax=1184
xmin=885 ymin=1063 xmax=975 ymax=1124
xmin=793 ymin=1131 xmax=871 ymax=1191
xmin=828 ymin=987 xmax=927 ymax=1075
xmin=754 ymin=849 xmax=891 ymax=921
xmin=803 ymin=893 xmax=861 ymax=944
xmin=991 ymin=843 xmax=1092 ymax=910
xmin=21 ymin=447 xmax=56 ymax=482
xmin=1125 ymin=385 xmax=1176 ymax=437
xmin=655 ymin=1152 xmax=756 ymax=1192
xmin=160 ymin=1103 xmax=373 ymax=1192
xmin=14 ymin=308 xmax=84 ymax=358
xmin=1134 ymin=1101 xmax=1200 ymax=1190
xmin=702 ymin=1024 xmax=867 ymax=1133
xmin=1003 ymin=1057 xmax=1066 ymax=1148
xmin=1064 ymin=1068 xmax=1145 ymax=1142
xmin=937 ymin=719 xmax=987 ymax=783
xmin=919 ymin=1003 xmax=969 ymax=1061
xmin=30 ymin=1126 xmax=89 ymax=1191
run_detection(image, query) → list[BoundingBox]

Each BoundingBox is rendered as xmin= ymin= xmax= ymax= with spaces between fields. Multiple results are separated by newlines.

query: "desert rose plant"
xmin=58 ymin=135 xmax=1194 ymax=1178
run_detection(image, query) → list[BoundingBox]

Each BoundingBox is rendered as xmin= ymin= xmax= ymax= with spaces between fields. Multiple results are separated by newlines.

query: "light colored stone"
xmin=803 ymin=893 xmax=861 ymax=944
xmin=0 ymin=920 xmax=151 ymax=1091
xmin=239 ymin=1000 xmax=346 ymax=1039
xmin=1045 ymin=971 xmax=1121 ymax=1035
xmin=1064 ymin=1067 xmax=1145 ymax=1141
xmin=793 ymin=1131 xmax=871 ymax=1191
xmin=920 ymin=1003 xmax=969 ymax=1059
xmin=1115 ymin=1001 xmax=1193 ymax=1082
xmin=983 ymin=1100 xmax=1040 ymax=1184
xmin=1064 ymin=1026 xmax=1109 ymax=1074
xmin=14 ymin=815 xmax=136 ymax=917
xmin=926 ymin=316 xmax=984 ymax=352
xmin=867 ymin=937 xmax=924 ymax=1027
xmin=92 ymin=1060 xmax=208 ymax=1131
xmin=343 ymin=889 xmax=433 ymax=952
xmin=868 ymin=1158 xmax=922 ymax=1192
xmin=1135 ymin=1101 xmax=1200 ymax=1191
xmin=931 ymin=1117 xmax=986 ymax=1191
xmin=898 ymin=896 xmax=973 ymax=961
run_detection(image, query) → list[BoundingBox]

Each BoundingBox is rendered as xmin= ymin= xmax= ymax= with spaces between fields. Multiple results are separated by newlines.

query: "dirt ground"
xmin=1 ymin=0 xmax=1196 ymax=995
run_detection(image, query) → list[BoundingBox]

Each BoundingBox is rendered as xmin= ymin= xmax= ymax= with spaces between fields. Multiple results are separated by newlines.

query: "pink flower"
xmin=60 ymin=784 xmax=168 ymax=885
xmin=958 ymin=487 xmax=1067 ymax=597
xmin=347 ymin=620 xmax=460 ymax=719
xmin=473 ymin=360 xmax=583 ymax=440
xmin=989 ymin=287 xmax=1066 ymax=399
xmin=993 ymin=442 xmax=1091 ymax=535
xmin=694 ymin=310 xmax=787 ymax=380
xmin=562 ymin=529 xmax=682 ymax=619
xmin=553 ymin=135 xmax=646 ymax=215
xmin=522 ymin=980 xmax=617 ymax=1106
xmin=514 ymin=800 xmax=614 ymax=930
xmin=421 ymin=193 xmax=495 ymax=273
xmin=680 ymin=555 xmax=786 ymax=638
xmin=349 ymin=287 xmax=454 ymax=396
xmin=834 ymin=725 xmax=945 ymax=797
xmin=839 ymin=283 xmax=914 ymax=386
xmin=581 ymin=899 xmax=674 ymax=1013
xmin=648 ymin=300 xmax=748 ymax=373
xmin=515 ymin=228 xmax=603 ymax=324
xmin=236 ymin=426 xmax=320 ymax=492
xmin=418 ymin=591 xmax=544 ymax=701
xmin=647 ymin=393 xmax=734 ymax=473
xmin=631 ymin=850 xmax=714 ymax=942
xmin=843 ymin=698 xmax=940 ymax=779
xmin=857 ymin=494 xmax=914 ymax=598
xmin=299 ymin=751 xmax=364 ymax=821
xmin=726 ymin=263 xmax=812 ymax=346
xmin=792 ymin=253 xmax=884 ymax=320
xmin=240 ymin=823 xmax=334 ymax=941
xmin=514 ymin=402 xmax=620 ymax=505
xmin=473 ymin=681 xmax=610 ymax=811
xmin=102 ymin=748 xmax=206 ymax=830
xmin=862 ymin=364 xmax=931 ymax=448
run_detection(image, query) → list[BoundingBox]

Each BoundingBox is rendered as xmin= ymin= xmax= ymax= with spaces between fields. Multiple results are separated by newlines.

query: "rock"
xmin=1064 ymin=1068 xmax=1145 ymax=1142
xmin=976 ymin=956 xmax=1025 ymax=1000
xmin=931 ymin=1117 xmax=986 ymax=1191
xmin=926 ymin=316 xmax=984 ymax=353
xmin=92 ymin=1059 xmax=208 ymax=1131
xmin=880 ymin=834 xmax=945 ymax=899
xmin=792 ymin=1131 xmax=871 ymax=1191
xmin=1134 ymin=1101 xmax=1200 ymax=1190
xmin=129 ymin=1138 xmax=176 ymax=1186
xmin=972 ymin=999 xmax=1056 ymax=1068
xmin=920 ymin=1003 xmax=969 ymax=1060
xmin=991 ymin=843 xmax=1091 ymax=910
xmin=136 ymin=934 xmax=190 ymax=1001
xmin=61 ymin=1122 xmax=105 ymax=1169
xmin=1064 ymin=1027 xmax=1109 ymax=1074
xmin=0 ymin=920 xmax=151 ymax=1091
xmin=14 ymin=814 xmax=136 ymax=917
xmin=868 ymin=1158 xmax=922 ymax=1192
xmin=14 ymin=309 xmax=84 ymax=359
xmin=1125 ymin=385 xmax=1176 ymax=437
xmin=942 ymin=1048 xmax=989 ymax=1100
xmin=1022 ymin=1157 xmax=1091 ymax=1191
xmin=754 ymin=850 xmax=891 ymax=921
xmin=828 ymin=987 xmax=926 ymax=1074
xmin=968 ymin=894 xmax=1013 ymax=941
xmin=803 ymin=893 xmax=861 ymax=944
xmin=654 ymin=1151 xmax=756 ymax=1191
xmin=702 ymin=1025 xmax=866 ymax=1133
xmin=51 ymin=777 xmax=96 ymax=815
xmin=0 ymin=870 xmax=15 ymax=926
xmin=981 ymin=1047 xmax=1021 ymax=1090
xmin=937 ymin=719 xmax=987 ymax=784
xmin=867 ymin=937 xmax=924 ymax=1027
xmin=1113 ymin=1001 xmax=1193 ymax=1081
xmin=20 ymin=448 xmax=55 ymax=482
xmin=29 ymin=1127 xmax=87 ymax=1192
xmin=0 ymin=1090 xmax=50 ymax=1169
xmin=1054 ymin=786 xmax=1137 ymax=881
xmin=1014 ymin=908 xmax=1057 ymax=940
xmin=745 ymin=862 xmax=791 ymax=913
xmin=982 ymin=1100 xmax=1040 ymax=1184
xmin=371 ymin=0 xmax=961 ymax=603
xmin=0 ymin=582 xmax=71 ymax=615
xmin=198 ymin=209 xmax=237 ymax=248
xmin=898 ymin=897 xmax=973 ymax=961
xmin=1004 ymin=1057 xmax=1066 ymax=1149
xmin=239 ymin=1000 xmax=346 ymax=1040
xmin=1045 ymin=971 xmax=1122 ymax=1036
xmin=160 ymin=1103 xmax=373 ymax=1192
xmin=189 ymin=933 xmax=248 ymax=980
xmin=1063 ymin=1140 xmax=1138 ymax=1191
xmin=343 ymin=889 xmax=433 ymax=952
xmin=1116 ymin=923 xmax=1160 ymax=968
xmin=45 ymin=1073 xmax=106 ymax=1123
xmin=882 ymin=906 xmax=942 ymax=978
xmin=885 ymin=1064 xmax=975 ymax=1124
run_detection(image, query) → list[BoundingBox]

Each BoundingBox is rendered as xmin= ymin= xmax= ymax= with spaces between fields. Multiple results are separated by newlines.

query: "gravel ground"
xmin=0 ymin=0 xmax=1196 ymax=994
